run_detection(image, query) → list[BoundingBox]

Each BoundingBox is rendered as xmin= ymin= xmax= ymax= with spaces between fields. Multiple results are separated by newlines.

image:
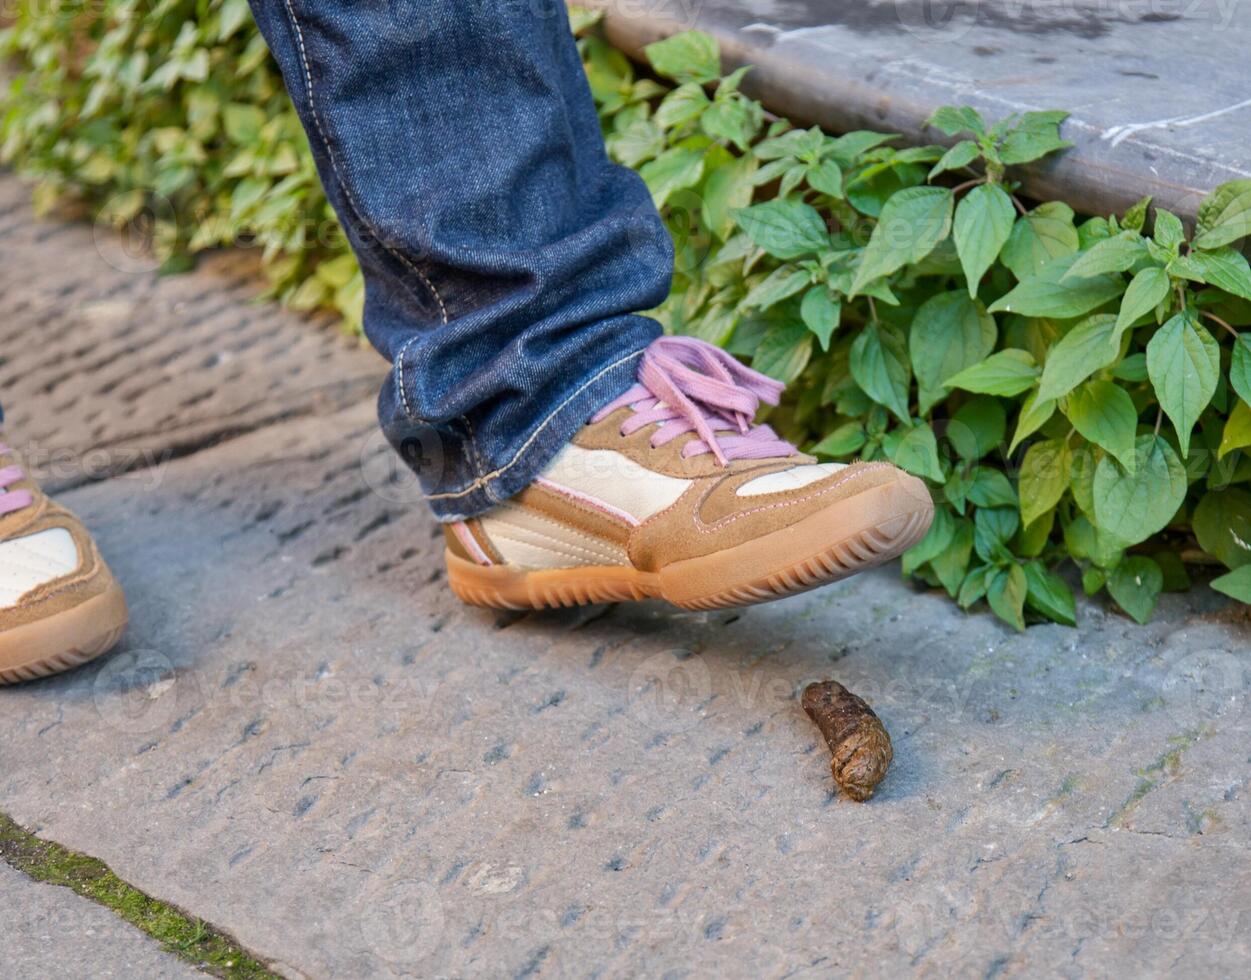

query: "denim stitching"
xmin=462 ymin=413 xmax=487 ymax=481
xmin=281 ymin=0 xmax=449 ymax=334
xmin=395 ymin=335 xmax=420 ymax=419
xmin=423 ymin=349 xmax=644 ymax=501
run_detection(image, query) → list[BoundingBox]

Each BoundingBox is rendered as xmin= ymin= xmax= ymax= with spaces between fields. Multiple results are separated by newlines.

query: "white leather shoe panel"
xmin=0 ymin=527 xmax=80 ymax=609
xmin=479 ymin=504 xmax=630 ymax=570
xmin=538 ymin=444 xmax=690 ymax=523
xmin=736 ymin=462 xmax=848 ymax=497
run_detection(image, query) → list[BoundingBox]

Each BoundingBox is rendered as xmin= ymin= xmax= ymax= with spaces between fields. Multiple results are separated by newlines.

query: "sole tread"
xmin=0 ymin=623 xmax=126 ymax=686
xmin=448 ymin=503 xmax=933 ymax=612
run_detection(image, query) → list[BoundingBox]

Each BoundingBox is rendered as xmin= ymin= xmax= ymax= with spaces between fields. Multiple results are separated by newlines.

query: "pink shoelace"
xmin=0 ymin=444 xmax=34 ymax=516
xmin=592 ymin=336 xmax=798 ymax=466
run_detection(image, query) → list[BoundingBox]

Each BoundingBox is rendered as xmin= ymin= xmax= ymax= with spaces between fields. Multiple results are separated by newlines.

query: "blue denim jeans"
xmin=247 ymin=0 xmax=671 ymax=519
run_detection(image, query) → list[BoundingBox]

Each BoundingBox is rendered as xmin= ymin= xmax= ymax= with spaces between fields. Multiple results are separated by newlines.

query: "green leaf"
xmin=1168 ymin=247 xmax=1251 ymax=301
xmin=1192 ymin=488 xmax=1251 ymax=569
xmin=1036 ymin=314 xmax=1118 ymax=402
xmin=1111 ymin=352 xmax=1148 ymax=383
xmin=1092 ymin=434 xmax=1187 ymax=547
xmin=1219 ymin=399 xmax=1251 ymax=460
xmin=639 ymin=147 xmax=705 ymax=207
xmin=1082 ymin=566 xmax=1107 ymax=595
xmin=953 ymin=183 xmax=1015 ymax=297
xmin=1065 ymin=514 xmax=1124 ymax=569
xmin=742 ymin=265 xmax=810 ymax=311
xmin=223 ymin=103 xmax=266 ymax=144
xmin=1210 ymin=564 xmax=1251 ymax=603
xmin=1001 ymin=202 xmax=1079 ymax=280
xmin=850 ymin=322 xmax=911 ymax=422
xmin=989 ymin=254 xmax=1123 ymax=318
xmin=732 ymin=199 xmax=829 ymax=259
xmin=909 ymin=291 xmax=997 ymax=411
xmin=987 ymin=564 xmax=1028 ymax=631
xmin=1194 ymin=179 xmax=1251 ymax=250
xmin=1019 ymin=438 xmax=1070 ymax=526
xmin=1121 ymin=195 xmax=1152 ymax=232
xmin=1153 ymin=208 xmax=1185 ymax=251
xmin=931 ymin=520 xmax=974 ymax=596
xmin=1061 ymin=232 xmax=1146 ymax=280
xmin=807 ymin=159 xmax=843 ymax=197
xmin=1023 ymin=561 xmax=1077 ymax=626
xmin=702 ymin=97 xmax=762 ymax=150
xmin=811 ymin=422 xmax=866 ymax=458
xmin=1114 ymin=266 xmax=1170 ymax=340
xmin=929 ymin=140 xmax=980 ymax=179
xmin=1069 ymin=444 xmax=1098 ymax=517
xmin=850 ymin=186 xmax=954 ymax=296
xmin=1153 ymin=551 xmax=1191 ymax=592
xmin=904 ymin=505 xmax=956 ymax=571
xmin=1008 ymin=391 xmax=1057 ymax=454
xmin=654 ymin=82 xmax=710 ymax=129
xmin=958 ymin=564 xmax=994 ymax=609
xmin=218 ymin=0 xmax=253 ymax=39
xmin=926 ymin=106 xmax=986 ymax=137
xmin=1146 ymin=312 xmax=1220 ymax=457
xmin=701 ymin=151 xmax=757 ymax=240
xmin=827 ymin=130 xmax=899 ymax=165
xmin=946 ymin=349 xmax=1040 ymax=397
xmin=1230 ymin=334 xmax=1251 ymax=407
xmin=885 ymin=424 xmax=945 ymax=482
xmin=800 ymin=287 xmax=841 ymax=350
xmin=1063 ymin=380 xmax=1138 ymax=472
xmin=644 ymin=31 xmax=721 ymax=83
xmin=752 ymin=321 xmax=813 ymax=383
xmin=998 ymin=110 xmax=1071 ymax=166
xmin=974 ymin=507 xmax=1019 ymax=563
xmin=949 ymin=396 xmax=1006 ymax=461
xmin=968 ymin=467 xmax=1017 ymax=508
xmin=608 ymin=118 xmax=664 ymax=167
xmin=1107 ymin=556 xmax=1163 ymax=624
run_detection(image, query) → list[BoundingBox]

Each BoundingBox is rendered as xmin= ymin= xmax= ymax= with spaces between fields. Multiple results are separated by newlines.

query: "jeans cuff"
xmin=425 ymin=346 xmax=647 ymax=521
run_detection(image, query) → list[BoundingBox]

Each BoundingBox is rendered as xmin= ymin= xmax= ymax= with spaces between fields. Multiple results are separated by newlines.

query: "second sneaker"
xmin=0 ymin=441 xmax=128 ymax=684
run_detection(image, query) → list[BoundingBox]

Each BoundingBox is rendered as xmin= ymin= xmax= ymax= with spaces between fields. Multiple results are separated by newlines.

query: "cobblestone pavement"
xmin=1 ymin=861 xmax=204 ymax=979
xmin=2 ymin=174 xmax=1250 ymax=978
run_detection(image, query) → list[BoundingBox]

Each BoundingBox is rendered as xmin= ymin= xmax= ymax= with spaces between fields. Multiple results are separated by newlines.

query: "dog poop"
xmin=802 ymin=680 xmax=893 ymax=801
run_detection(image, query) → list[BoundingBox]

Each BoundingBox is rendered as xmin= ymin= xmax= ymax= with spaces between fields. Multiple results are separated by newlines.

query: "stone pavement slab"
xmin=1 ymin=861 xmax=206 ymax=979
xmin=0 ymin=398 xmax=1248 ymax=977
xmin=1 ymin=175 xmax=1250 ymax=977
xmin=0 ymin=175 xmax=385 ymax=493
xmin=585 ymin=0 xmax=1251 ymax=221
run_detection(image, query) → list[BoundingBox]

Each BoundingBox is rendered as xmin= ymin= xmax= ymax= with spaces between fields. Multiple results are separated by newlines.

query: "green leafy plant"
xmin=5 ymin=4 xmax=1251 ymax=628
xmin=579 ymin=17 xmax=1251 ymax=629
xmin=0 ymin=0 xmax=363 ymax=327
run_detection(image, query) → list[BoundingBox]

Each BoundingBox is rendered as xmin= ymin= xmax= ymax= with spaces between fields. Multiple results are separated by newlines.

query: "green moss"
xmin=1107 ymin=728 xmax=1206 ymax=827
xmin=0 ymin=811 xmax=278 ymax=979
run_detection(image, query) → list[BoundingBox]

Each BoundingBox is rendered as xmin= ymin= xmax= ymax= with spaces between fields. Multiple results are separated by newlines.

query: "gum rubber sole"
xmin=447 ymin=477 xmax=934 ymax=611
xmin=0 ymin=582 xmax=129 ymax=685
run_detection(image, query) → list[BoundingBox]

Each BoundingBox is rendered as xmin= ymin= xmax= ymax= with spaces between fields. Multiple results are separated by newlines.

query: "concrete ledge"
xmin=585 ymin=0 xmax=1251 ymax=221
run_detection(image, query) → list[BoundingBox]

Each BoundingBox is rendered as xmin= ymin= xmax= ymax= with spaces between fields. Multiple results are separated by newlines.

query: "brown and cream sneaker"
xmin=445 ymin=337 xmax=933 ymax=611
xmin=0 ymin=441 xmax=128 ymax=684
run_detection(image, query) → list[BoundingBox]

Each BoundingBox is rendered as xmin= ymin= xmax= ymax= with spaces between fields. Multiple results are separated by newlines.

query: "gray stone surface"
xmin=585 ymin=0 xmax=1251 ymax=221
xmin=1 ymin=861 xmax=206 ymax=979
xmin=0 ymin=176 xmax=385 ymax=493
xmin=0 ymin=174 xmax=1250 ymax=977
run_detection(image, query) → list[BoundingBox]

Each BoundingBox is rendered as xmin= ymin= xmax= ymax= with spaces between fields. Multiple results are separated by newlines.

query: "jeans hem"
xmin=425 ymin=347 xmax=647 ymax=521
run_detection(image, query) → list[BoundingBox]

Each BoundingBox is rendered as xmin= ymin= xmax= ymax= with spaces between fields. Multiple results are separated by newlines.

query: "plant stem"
xmin=1201 ymin=309 xmax=1240 ymax=340
xmin=1011 ymin=194 xmax=1028 ymax=216
xmin=866 ymin=295 xmax=878 ymax=323
xmin=949 ymin=178 xmax=983 ymax=196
